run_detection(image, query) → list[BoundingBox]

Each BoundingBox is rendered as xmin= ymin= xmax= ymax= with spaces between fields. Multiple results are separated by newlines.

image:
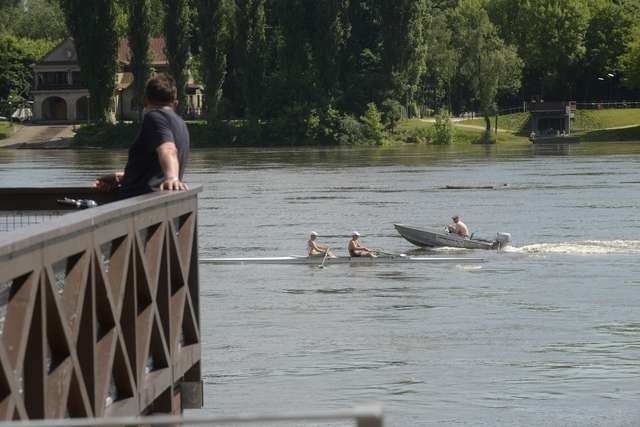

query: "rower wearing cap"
xmin=347 ymin=231 xmax=377 ymax=257
xmin=308 ymin=231 xmax=336 ymax=257
xmin=447 ymin=215 xmax=470 ymax=238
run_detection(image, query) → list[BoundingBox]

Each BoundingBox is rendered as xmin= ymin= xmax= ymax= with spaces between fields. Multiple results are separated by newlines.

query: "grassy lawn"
xmin=459 ymin=112 xmax=530 ymax=133
xmin=456 ymin=108 xmax=640 ymax=142
xmin=396 ymin=119 xmax=529 ymax=145
xmin=581 ymin=125 xmax=640 ymax=142
xmin=572 ymin=108 xmax=640 ymax=131
xmin=460 ymin=108 xmax=640 ymax=132
xmin=0 ymin=122 xmax=18 ymax=139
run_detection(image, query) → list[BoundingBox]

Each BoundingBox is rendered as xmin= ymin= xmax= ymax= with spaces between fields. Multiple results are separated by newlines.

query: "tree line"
xmin=2 ymin=0 xmax=640 ymax=144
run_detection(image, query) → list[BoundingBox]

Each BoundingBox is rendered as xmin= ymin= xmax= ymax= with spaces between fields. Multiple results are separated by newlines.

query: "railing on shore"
xmin=0 ymin=404 xmax=384 ymax=426
xmin=0 ymin=187 xmax=202 ymax=420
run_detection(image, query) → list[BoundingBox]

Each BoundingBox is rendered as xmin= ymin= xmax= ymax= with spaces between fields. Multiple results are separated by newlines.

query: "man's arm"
xmin=157 ymin=142 xmax=188 ymax=191
xmin=94 ymin=171 xmax=124 ymax=192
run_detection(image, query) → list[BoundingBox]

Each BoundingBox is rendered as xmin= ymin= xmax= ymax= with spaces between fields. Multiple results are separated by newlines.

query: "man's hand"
xmin=156 ymin=142 xmax=187 ymax=191
xmin=94 ymin=173 xmax=122 ymax=192
xmin=159 ymin=176 xmax=188 ymax=191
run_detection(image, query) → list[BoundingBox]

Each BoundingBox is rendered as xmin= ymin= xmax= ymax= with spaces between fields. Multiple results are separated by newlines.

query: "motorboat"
xmin=394 ymin=224 xmax=511 ymax=250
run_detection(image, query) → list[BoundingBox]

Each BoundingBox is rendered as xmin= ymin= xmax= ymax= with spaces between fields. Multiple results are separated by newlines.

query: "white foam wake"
xmin=518 ymin=240 xmax=640 ymax=255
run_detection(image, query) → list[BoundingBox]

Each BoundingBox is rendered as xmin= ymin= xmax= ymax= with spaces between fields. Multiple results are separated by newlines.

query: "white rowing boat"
xmin=200 ymin=255 xmax=486 ymax=265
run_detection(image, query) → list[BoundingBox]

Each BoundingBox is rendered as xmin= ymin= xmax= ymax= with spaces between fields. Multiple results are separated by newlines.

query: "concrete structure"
xmin=527 ymin=101 xmax=576 ymax=136
xmin=31 ymin=38 xmax=203 ymax=123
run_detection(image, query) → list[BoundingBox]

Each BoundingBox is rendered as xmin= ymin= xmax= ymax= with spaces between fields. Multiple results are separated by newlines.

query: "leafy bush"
xmin=360 ymin=102 xmax=386 ymax=145
xmin=380 ymin=98 xmax=403 ymax=132
xmin=72 ymin=123 xmax=137 ymax=147
xmin=431 ymin=110 xmax=454 ymax=144
xmin=336 ymin=114 xmax=365 ymax=145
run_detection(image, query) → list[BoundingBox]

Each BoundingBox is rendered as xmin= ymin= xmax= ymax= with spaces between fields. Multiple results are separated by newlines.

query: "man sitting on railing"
xmin=95 ymin=74 xmax=190 ymax=197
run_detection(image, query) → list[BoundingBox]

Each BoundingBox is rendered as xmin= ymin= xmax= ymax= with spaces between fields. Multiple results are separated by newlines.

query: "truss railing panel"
xmin=0 ymin=187 xmax=202 ymax=420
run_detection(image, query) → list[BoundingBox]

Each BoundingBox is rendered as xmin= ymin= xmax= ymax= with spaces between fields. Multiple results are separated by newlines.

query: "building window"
xmin=40 ymin=72 xmax=68 ymax=87
xmin=72 ymin=71 xmax=86 ymax=87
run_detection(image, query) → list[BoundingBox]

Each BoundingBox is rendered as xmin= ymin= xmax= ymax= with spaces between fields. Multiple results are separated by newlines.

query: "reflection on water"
xmin=2 ymin=142 xmax=640 ymax=425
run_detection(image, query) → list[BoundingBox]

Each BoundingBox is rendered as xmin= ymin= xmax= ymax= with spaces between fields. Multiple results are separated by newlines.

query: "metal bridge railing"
xmin=0 ymin=404 xmax=384 ymax=427
xmin=0 ymin=187 xmax=203 ymax=420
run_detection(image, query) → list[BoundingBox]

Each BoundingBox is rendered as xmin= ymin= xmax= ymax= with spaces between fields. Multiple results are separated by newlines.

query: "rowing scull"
xmin=200 ymin=255 xmax=485 ymax=265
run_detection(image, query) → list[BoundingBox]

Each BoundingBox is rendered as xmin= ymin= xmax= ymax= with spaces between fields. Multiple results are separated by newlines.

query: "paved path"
xmin=419 ymin=118 xmax=509 ymax=132
xmin=0 ymin=124 xmax=75 ymax=148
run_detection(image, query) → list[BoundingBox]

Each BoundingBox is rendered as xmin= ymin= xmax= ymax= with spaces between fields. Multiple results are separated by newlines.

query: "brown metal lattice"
xmin=0 ymin=188 xmax=202 ymax=420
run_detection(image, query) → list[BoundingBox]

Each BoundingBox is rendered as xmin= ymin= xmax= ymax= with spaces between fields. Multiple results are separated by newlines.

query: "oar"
xmin=318 ymin=249 xmax=330 ymax=268
xmin=373 ymin=248 xmax=406 ymax=257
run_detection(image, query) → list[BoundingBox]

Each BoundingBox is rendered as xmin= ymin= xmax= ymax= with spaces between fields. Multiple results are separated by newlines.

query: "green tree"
xmin=360 ymin=102 xmax=385 ymax=145
xmin=164 ymin=0 xmax=192 ymax=113
xmin=128 ymin=0 xmax=152 ymax=121
xmin=59 ymin=0 xmax=119 ymax=123
xmin=263 ymin=0 xmax=316 ymax=141
xmin=621 ymin=24 xmax=640 ymax=90
xmin=341 ymin=0 xmax=384 ymax=113
xmin=0 ymin=0 xmax=67 ymax=40
xmin=580 ymin=1 xmax=635 ymax=99
xmin=488 ymin=0 xmax=590 ymax=99
xmin=379 ymin=0 xmax=429 ymax=105
xmin=235 ymin=0 xmax=266 ymax=129
xmin=149 ymin=0 xmax=166 ymax=36
xmin=451 ymin=0 xmax=522 ymax=140
xmin=308 ymin=0 xmax=350 ymax=103
xmin=0 ymin=35 xmax=32 ymax=114
xmin=0 ymin=35 xmax=57 ymax=114
xmin=422 ymin=10 xmax=457 ymax=111
xmin=195 ymin=0 xmax=233 ymax=125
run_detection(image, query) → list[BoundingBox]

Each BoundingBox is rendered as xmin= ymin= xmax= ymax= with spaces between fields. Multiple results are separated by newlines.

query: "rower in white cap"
xmin=307 ymin=231 xmax=335 ymax=257
xmin=347 ymin=231 xmax=377 ymax=257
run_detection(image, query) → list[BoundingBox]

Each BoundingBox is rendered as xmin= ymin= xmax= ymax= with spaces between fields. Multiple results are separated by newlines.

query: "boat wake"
xmin=516 ymin=240 xmax=640 ymax=255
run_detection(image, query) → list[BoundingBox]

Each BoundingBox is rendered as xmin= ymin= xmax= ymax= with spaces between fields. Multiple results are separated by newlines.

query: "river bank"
xmin=2 ymin=108 xmax=640 ymax=148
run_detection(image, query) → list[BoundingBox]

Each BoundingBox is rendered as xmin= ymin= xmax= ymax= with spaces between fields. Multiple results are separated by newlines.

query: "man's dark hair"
xmin=145 ymin=74 xmax=177 ymax=104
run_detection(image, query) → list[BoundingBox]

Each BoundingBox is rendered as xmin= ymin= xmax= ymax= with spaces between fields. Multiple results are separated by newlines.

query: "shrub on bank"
xmin=360 ymin=103 xmax=387 ymax=145
xmin=72 ymin=123 xmax=137 ymax=148
xmin=431 ymin=111 xmax=454 ymax=144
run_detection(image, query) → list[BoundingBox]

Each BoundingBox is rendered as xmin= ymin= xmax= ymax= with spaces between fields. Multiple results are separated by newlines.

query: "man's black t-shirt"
xmin=119 ymin=108 xmax=189 ymax=198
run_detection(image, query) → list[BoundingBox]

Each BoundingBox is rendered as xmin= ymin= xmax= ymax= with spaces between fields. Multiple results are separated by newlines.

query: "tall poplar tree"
xmin=128 ymin=0 xmax=151 ymax=121
xmin=236 ymin=0 xmax=266 ymax=129
xmin=308 ymin=0 xmax=350 ymax=103
xmin=164 ymin=0 xmax=191 ymax=113
xmin=380 ymin=0 xmax=429 ymax=105
xmin=195 ymin=0 xmax=233 ymax=125
xmin=59 ymin=0 xmax=118 ymax=123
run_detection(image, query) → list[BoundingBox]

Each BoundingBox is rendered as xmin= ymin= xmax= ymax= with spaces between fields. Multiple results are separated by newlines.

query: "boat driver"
xmin=447 ymin=215 xmax=470 ymax=238
xmin=347 ymin=231 xmax=377 ymax=257
xmin=308 ymin=231 xmax=336 ymax=257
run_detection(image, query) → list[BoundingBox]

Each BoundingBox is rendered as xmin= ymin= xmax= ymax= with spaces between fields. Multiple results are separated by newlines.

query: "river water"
xmin=1 ymin=143 xmax=640 ymax=426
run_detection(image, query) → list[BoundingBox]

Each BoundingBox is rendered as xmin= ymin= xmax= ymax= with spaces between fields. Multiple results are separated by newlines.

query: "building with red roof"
xmin=31 ymin=38 xmax=203 ymax=122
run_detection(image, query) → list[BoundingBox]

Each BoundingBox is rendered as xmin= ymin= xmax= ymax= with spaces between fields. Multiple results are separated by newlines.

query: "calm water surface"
xmin=1 ymin=143 xmax=640 ymax=426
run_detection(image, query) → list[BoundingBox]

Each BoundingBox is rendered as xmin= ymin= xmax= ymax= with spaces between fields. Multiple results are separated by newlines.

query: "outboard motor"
xmin=495 ymin=232 xmax=512 ymax=250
